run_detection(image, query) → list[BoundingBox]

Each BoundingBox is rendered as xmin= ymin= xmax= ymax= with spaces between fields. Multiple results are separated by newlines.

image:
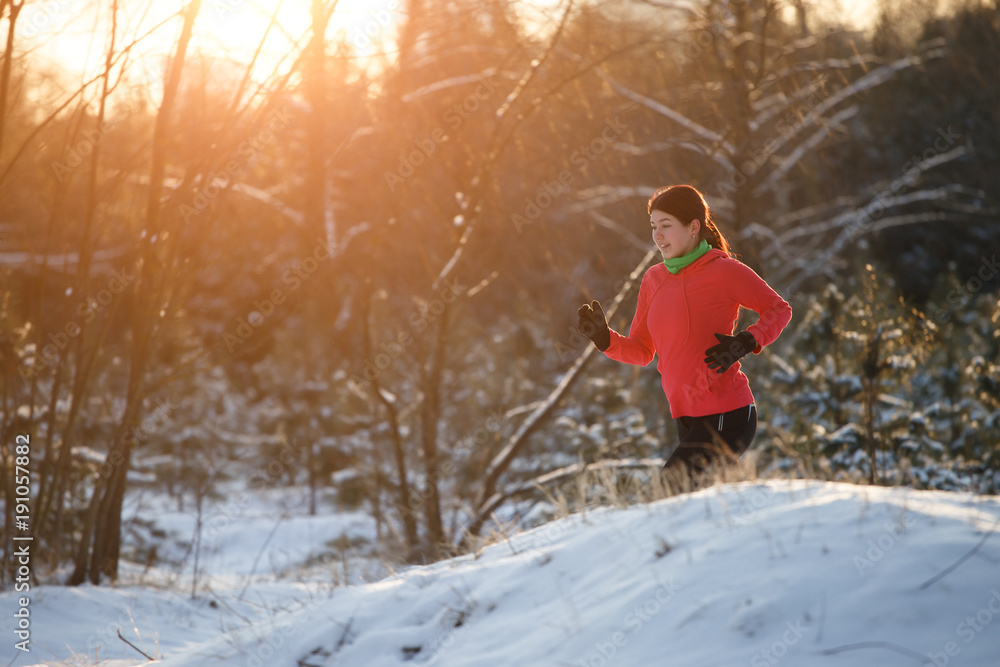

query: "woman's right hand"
xmin=577 ymin=300 xmax=611 ymax=351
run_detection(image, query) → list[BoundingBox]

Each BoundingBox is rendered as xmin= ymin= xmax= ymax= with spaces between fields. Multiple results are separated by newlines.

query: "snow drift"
xmin=5 ymin=480 xmax=999 ymax=667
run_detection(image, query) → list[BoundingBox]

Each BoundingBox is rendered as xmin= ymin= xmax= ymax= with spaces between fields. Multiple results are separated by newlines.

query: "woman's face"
xmin=650 ymin=210 xmax=700 ymax=260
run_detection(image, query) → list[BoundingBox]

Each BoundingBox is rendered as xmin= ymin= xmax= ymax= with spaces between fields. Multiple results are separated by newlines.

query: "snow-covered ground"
xmin=4 ymin=480 xmax=1000 ymax=667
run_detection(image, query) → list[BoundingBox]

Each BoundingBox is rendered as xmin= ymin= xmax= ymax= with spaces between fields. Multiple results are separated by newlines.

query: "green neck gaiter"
xmin=663 ymin=239 xmax=711 ymax=274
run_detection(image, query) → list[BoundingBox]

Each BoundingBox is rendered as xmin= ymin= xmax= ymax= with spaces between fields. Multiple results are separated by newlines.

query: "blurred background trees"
xmin=1 ymin=0 xmax=998 ymax=582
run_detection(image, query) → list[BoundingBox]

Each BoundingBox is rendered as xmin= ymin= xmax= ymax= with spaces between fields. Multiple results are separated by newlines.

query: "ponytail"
xmin=702 ymin=213 xmax=730 ymax=256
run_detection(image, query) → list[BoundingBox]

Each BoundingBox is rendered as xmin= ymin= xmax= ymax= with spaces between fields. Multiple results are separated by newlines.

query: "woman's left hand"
xmin=704 ymin=331 xmax=756 ymax=373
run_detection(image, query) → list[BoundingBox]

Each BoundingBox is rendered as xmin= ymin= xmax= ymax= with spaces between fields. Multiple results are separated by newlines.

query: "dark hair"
xmin=647 ymin=184 xmax=730 ymax=256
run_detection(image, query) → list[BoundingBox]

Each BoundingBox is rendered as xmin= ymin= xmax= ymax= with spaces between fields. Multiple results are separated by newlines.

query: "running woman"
xmin=577 ymin=184 xmax=792 ymax=476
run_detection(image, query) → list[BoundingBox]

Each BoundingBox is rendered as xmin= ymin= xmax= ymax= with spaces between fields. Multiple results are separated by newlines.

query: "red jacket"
xmin=604 ymin=249 xmax=791 ymax=418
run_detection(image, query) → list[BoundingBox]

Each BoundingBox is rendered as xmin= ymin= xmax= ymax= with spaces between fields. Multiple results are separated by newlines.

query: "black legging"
xmin=663 ymin=404 xmax=757 ymax=476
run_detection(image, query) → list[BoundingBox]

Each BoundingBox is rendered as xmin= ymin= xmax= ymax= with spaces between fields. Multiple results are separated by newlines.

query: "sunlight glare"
xmin=11 ymin=0 xmax=403 ymax=100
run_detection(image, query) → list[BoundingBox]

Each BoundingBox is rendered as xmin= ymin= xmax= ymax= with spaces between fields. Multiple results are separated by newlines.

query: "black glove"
xmin=577 ymin=300 xmax=611 ymax=351
xmin=704 ymin=331 xmax=756 ymax=373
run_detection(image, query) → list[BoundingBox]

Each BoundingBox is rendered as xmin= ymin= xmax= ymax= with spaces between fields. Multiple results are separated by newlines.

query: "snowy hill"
xmin=5 ymin=480 xmax=1000 ymax=667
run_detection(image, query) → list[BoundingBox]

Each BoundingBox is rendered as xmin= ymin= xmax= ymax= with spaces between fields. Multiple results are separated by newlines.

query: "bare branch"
xmin=0 ymin=246 xmax=130 ymax=273
xmin=116 ymin=628 xmax=154 ymax=661
xmin=613 ymin=138 xmax=736 ymax=173
xmin=778 ymin=209 xmax=986 ymax=292
xmin=464 ymin=248 xmax=659 ymax=541
xmin=751 ymin=73 xmax=830 ymax=129
xmin=755 ymin=104 xmax=859 ymax=193
xmin=768 ymin=195 xmax=867 ymax=232
xmin=596 ymin=70 xmax=736 ymax=158
xmin=402 ymin=67 xmax=502 ymax=102
xmin=632 ymin=0 xmax=700 ymax=17
xmin=587 ymin=211 xmax=651 ymax=253
xmin=566 ymin=185 xmax=659 ymax=212
xmin=427 ymin=0 xmax=576 ymax=295
xmin=759 ymin=54 xmax=886 ymax=89
xmin=768 ymin=184 xmax=973 ymax=251
xmin=751 ymin=42 xmax=946 ymax=181
xmin=473 ymin=457 xmax=665 ymax=524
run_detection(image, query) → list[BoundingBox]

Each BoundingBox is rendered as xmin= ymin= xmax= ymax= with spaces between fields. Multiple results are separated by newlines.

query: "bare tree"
xmin=70 ymin=0 xmax=204 ymax=585
xmin=0 ymin=0 xmax=24 ymax=161
xmin=463 ymin=249 xmax=657 ymax=542
xmin=362 ymin=0 xmax=579 ymax=558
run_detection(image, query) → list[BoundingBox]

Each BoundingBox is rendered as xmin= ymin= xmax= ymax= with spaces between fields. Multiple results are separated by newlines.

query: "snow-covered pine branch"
xmin=758 ymin=54 xmax=888 ymax=91
xmin=401 ymin=68 xmax=501 ymax=103
xmin=750 ymin=41 xmax=947 ymax=188
xmin=751 ymin=74 xmax=830 ymax=129
xmin=632 ymin=0 xmax=701 ymax=18
xmin=755 ymin=104 xmax=859 ymax=193
xmin=779 ymin=211 xmax=971 ymax=292
xmin=766 ymin=184 xmax=975 ymax=253
xmin=768 ymin=195 xmax=868 ymax=232
xmin=230 ymin=183 xmax=306 ymax=226
xmin=753 ymin=140 xmax=976 ymax=289
xmin=595 ymin=70 xmax=736 ymax=159
xmin=763 ymin=144 xmax=971 ymax=240
xmin=565 ymin=185 xmax=659 ymax=213
xmin=408 ymin=45 xmax=509 ymax=71
xmin=0 ymin=246 xmax=130 ymax=273
xmin=613 ymin=138 xmax=736 ymax=173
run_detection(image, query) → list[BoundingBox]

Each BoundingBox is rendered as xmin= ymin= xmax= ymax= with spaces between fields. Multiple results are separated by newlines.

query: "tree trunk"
xmin=419 ymin=304 xmax=449 ymax=554
xmin=89 ymin=420 xmax=137 ymax=581
xmin=68 ymin=0 xmax=201 ymax=585
xmin=306 ymin=0 xmax=331 ymax=244
xmin=361 ymin=287 xmax=418 ymax=550
xmin=0 ymin=0 xmax=23 ymax=161
xmin=39 ymin=1 xmax=120 ymax=552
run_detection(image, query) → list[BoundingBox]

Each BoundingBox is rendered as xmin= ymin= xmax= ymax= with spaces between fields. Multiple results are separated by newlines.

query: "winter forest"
xmin=1 ymin=0 xmax=1000 ymax=665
